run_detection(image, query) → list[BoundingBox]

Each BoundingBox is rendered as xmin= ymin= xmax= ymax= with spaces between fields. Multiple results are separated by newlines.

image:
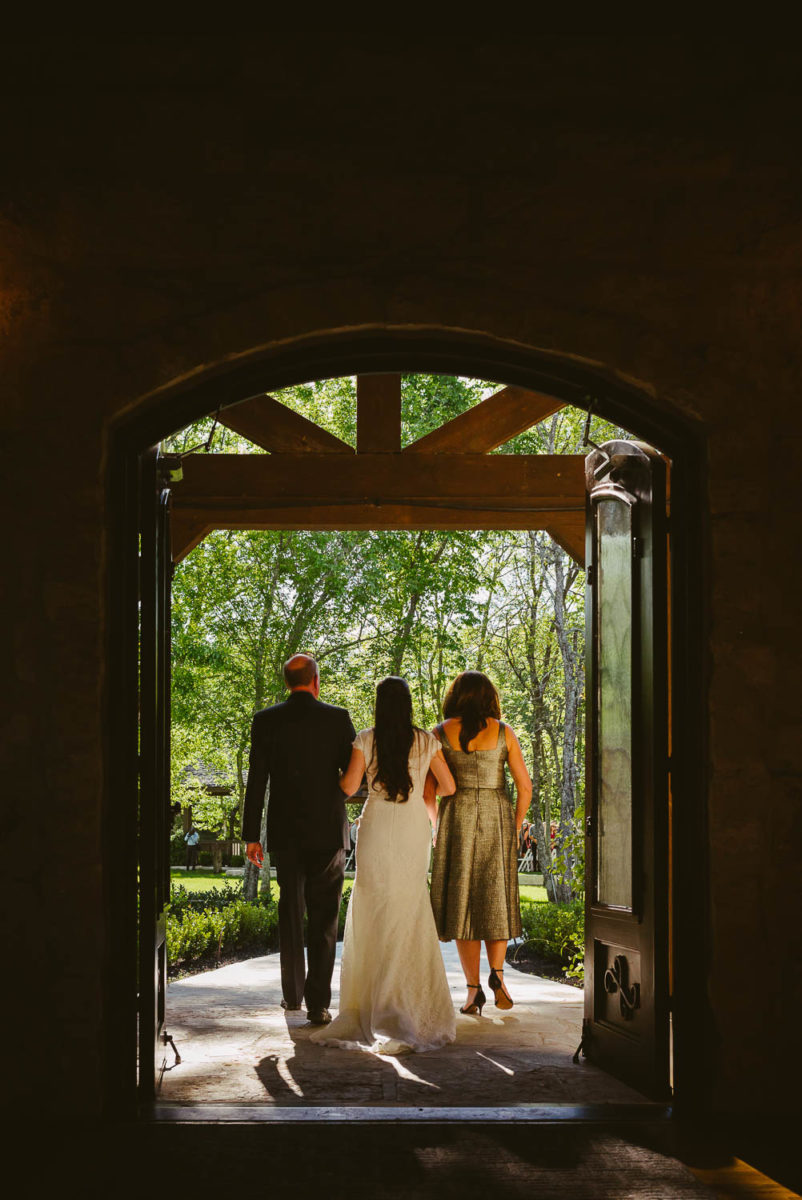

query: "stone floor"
xmin=161 ymin=942 xmax=646 ymax=1107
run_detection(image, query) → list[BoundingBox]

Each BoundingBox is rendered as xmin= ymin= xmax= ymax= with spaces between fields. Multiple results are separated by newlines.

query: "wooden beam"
xmin=545 ymin=514 xmax=586 ymax=567
xmin=172 ymin=453 xmax=586 ymax=511
xmin=218 ymin=393 xmax=353 ymax=454
xmin=406 ymin=386 xmax=566 ymax=454
xmin=357 ymin=374 xmax=401 ymax=453
xmin=169 ymin=506 xmax=583 ymax=533
xmin=171 ymin=514 xmax=213 ymax=564
xmin=172 ymin=509 xmax=587 ymax=559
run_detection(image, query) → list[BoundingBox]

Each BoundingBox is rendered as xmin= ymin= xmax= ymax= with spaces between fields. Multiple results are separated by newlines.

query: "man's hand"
xmin=246 ymin=842 xmax=264 ymax=868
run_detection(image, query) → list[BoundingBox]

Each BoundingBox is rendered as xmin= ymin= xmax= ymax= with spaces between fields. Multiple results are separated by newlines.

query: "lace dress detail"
xmin=430 ymin=721 xmax=522 ymax=941
xmin=310 ymin=728 xmax=456 ymax=1054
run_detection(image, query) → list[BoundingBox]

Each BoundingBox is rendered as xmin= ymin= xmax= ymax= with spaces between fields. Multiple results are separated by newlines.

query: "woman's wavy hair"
xmin=442 ymin=670 xmax=501 ymax=751
xmin=372 ymin=676 xmax=422 ymax=803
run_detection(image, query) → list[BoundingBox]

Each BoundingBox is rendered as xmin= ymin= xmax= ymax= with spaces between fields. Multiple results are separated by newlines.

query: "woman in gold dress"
xmin=429 ymin=671 xmax=532 ymax=1014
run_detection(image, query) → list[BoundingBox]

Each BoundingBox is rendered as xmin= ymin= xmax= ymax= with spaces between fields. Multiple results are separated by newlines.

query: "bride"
xmin=310 ymin=676 xmax=457 ymax=1054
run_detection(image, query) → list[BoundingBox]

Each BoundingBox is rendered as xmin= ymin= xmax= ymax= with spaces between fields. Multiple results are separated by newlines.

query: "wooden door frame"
xmin=104 ymin=326 xmax=709 ymax=1121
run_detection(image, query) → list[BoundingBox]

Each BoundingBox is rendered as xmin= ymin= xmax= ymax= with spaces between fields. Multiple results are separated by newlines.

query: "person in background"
xmin=184 ymin=824 xmax=200 ymax=871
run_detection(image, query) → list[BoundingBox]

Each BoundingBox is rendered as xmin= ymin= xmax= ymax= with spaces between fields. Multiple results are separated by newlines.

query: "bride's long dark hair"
xmin=372 ymin=676 xmax=422 ymax=803
xmin=442 ymin=670 xmax=501 ymax=751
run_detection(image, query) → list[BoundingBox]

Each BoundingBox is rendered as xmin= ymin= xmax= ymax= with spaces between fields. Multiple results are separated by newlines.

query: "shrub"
xmin=338 ymin=882 xmax=353 ymax=939
xmin=229 ymin=853 xmax=245 ymax=867
xmin=167 ymin=880 xmax=353 ymax=975
xmin=170 ymin=831 xmax=188 ymax=866
xmin=198 ymin=851 xmax=213 ymax=866
xmin=167 ymin=898 xmax=280 ymax=971
xmin=170 ymin=881 xmax=243 ymax=916
xmin=519 ymin=897 xmax=585 ymax=981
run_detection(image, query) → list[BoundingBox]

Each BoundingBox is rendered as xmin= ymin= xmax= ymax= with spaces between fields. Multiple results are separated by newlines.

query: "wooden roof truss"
xmin=170 ymin=374 xmax=587 ymax=565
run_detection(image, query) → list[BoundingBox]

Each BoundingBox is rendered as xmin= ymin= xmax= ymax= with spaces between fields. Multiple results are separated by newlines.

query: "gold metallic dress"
xmin=430 ymin=721 xmax=522 ymax=942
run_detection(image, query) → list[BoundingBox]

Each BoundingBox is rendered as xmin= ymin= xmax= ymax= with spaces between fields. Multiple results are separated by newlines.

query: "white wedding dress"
xmin=310 ymin=728 xmax=456 ymax=1054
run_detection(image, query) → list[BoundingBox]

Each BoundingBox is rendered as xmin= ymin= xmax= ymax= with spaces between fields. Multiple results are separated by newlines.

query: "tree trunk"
xmin=550 ymin=543 xmax=582 ymax=902
xmin=390 ymin=588 xmax=420 ymax=675
xmin=258 ymin=796 xmax=271 ymax=903
xmin=476 ymin=558 xmax=502 ymax=671
xmin=243 ymin=859 xmax=259 ymax=902
xmin=236 ymin=740 xmax=259 ymax=902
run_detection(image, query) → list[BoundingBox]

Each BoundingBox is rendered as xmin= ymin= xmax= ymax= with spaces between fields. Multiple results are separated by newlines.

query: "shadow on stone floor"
xmin=162 ymin=945 xmax=645 ymax=1107
xmin=249 ymin=1010 xmax=640 ymax=1107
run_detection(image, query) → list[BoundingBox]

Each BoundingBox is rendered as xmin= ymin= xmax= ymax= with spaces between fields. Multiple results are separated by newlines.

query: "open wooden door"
xmin=581 ymin=439 xmax=670 ymax=1099
xmin=138 ymin=447 xmax=180 ymax=1100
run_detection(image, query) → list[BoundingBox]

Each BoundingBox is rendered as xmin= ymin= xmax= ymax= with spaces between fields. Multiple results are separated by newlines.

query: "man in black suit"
xmin=243 ymin=654 xmax=355 ymax=1024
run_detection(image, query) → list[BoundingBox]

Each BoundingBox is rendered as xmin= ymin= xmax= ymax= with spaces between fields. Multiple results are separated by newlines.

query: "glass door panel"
xmin=596 ymin=497 xmax=633 ymax=910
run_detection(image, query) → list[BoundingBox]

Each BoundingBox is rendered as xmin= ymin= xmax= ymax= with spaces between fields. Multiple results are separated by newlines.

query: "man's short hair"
xmin=283 ymin=654 xmax=319 ymax=689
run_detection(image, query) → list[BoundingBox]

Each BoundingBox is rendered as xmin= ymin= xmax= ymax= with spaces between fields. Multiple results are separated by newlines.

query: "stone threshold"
xmin=149 ymin=1102 xmax=671 ymax=1123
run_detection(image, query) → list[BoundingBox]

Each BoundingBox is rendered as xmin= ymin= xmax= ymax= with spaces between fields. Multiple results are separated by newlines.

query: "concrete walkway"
xmin=161 ymin=943 xmax=646 ymax=1107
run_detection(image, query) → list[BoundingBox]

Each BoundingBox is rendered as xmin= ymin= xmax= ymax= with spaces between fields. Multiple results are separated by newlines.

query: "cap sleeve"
xmin=353 ymin=728 xmax=372 ymax=758
xmin=425 ymin=730 xmax=441 ymax=766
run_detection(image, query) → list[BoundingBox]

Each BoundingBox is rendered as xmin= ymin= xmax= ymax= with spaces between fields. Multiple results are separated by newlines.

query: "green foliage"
xmin=519 ymin=897 xmax=585 ymax=980
xmin=338 ymin=882 xmax=353 ymax=939
xmin=169 ymin=869 xmax=240 ymax=892
xmin=167 ymin=898 xmax=280 ymax=970
xmin=169 ymin=880 xmax=244 ymax=916
xmin=167 ymin=880 xmax=355 ymax=973
xmin=170 ymin=827 xmax=188 ymax=865
xmin=550 ymin=807 xmax=586 ymax=895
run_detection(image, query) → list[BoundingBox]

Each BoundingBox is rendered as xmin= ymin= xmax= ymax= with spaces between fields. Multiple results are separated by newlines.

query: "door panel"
xmin=583 ymin=440 xmax=669 ymax=1098
xmin=138 ymin=447 xmax=174 ymax=1100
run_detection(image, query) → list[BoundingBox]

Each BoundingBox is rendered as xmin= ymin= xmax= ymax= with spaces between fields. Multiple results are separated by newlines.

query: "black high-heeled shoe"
xmin=488 ymin=967 xmax=513 ymax=1010
xmin=460 ymin=983 xmax=486 ymax=1015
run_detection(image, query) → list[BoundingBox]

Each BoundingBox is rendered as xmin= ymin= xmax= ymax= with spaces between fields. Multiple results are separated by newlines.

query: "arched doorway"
xmin=106 ymin=328 xmax=708 ymax=1120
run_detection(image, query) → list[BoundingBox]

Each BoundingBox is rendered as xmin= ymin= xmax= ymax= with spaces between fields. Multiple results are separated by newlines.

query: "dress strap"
xmin=496 ymin=720 xmax=506 ymax=748
xmin=434 ymin=723 xmax=445 ymax=745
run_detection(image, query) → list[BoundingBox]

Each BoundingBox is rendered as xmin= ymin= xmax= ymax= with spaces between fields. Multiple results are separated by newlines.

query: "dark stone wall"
xmin=1 ymin=37 xmax=800 ymax=1118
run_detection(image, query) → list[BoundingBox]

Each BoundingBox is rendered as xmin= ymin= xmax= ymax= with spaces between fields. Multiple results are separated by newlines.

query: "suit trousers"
xmin=272 ymin=845 xmax=346 ymax=1011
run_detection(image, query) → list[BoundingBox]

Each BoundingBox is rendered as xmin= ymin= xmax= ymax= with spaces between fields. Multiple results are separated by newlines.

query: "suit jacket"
xmin=241 ymin=691 xmax=356 ymax=854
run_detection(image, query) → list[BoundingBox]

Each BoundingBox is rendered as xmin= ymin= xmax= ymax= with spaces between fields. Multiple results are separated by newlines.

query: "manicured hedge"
xmin=167 ymin=899 xmax=280 ymax=971
xmin=167 ymin=881 xmax=354 ymax=976
xmin=170 ymin=881 xmax=245 ymax=916
xmin=519 ymin=896 xmax=584 ymax=981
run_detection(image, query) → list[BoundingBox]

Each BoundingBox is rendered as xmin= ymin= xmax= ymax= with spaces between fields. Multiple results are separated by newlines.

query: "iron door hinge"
xmin=158 ymin=454 xmax=183 ymax=484
xmin=573 ymin=1018 xmax=591 ymax=1063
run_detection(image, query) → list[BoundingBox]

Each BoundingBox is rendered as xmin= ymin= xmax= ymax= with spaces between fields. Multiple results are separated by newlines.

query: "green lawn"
xmin=170 ymin=869 xmax=242 ymax=892
xmin=519 ymin=885 xmax=548 ymax=903
xmin=171 ymin=869 xmax=548 ymax=905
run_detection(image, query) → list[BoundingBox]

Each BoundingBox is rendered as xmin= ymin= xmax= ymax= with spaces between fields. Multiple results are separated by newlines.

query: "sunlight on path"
xmin=161 ymin=944 xmax=646 ymax=1107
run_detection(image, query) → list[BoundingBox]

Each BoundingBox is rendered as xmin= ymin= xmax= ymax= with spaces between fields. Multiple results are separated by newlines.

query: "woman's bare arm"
xmin=423 ymin=770 xmax=438 ymax=832
xmin=505 ymin=726 xmax=533 ymax=831
xmin=339 ymin=746 xmax=366 ymax=797
xmin=429 ymin=749 xmax=456 ymax=797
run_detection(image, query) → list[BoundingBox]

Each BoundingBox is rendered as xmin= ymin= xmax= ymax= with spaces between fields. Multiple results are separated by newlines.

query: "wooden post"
xmin=357 ymin=374 xmax=401 ymax=453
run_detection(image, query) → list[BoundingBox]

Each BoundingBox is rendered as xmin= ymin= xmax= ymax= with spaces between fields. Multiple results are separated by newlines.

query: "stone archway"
xmin=106 ymin=326 xmax=708 ymax=1120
